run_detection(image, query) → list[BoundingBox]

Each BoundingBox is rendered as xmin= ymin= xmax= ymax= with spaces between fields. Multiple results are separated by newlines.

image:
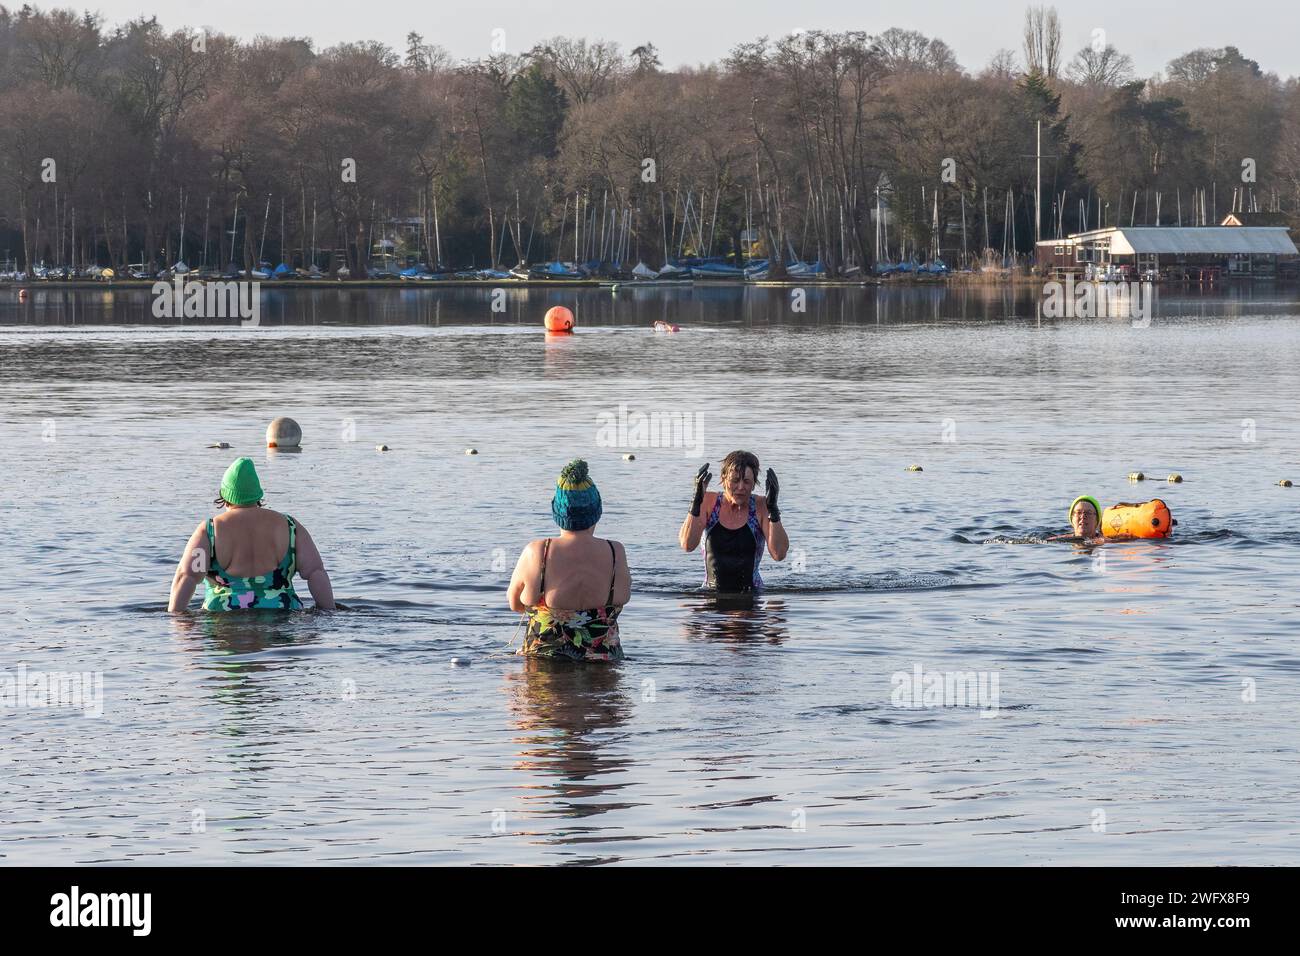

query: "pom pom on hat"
xmin=552 ymin=459 xmax=602 ymax=530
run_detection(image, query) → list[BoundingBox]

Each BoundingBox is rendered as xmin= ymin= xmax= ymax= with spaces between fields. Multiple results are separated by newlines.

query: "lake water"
xmin=2 ymin=282 xmax=1298 ymax=865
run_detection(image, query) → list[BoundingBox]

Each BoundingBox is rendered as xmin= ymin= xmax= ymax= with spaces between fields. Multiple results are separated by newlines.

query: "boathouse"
xmin=1035 ymin=225 xmax=1299 ymax=280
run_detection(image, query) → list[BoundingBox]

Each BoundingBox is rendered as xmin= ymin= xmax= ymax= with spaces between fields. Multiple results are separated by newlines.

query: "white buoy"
xmin=465 ymin=448 xmax=478 ymax=455
xmin=376 ymin=444 xmax=390 ymax=452
xmin=623 ymin=453 xmax=636 ymax=461
xmin=451 ymin=657 xmax=470 ymax=667
xmin=267 ymin=417 xmax=302 ymax=449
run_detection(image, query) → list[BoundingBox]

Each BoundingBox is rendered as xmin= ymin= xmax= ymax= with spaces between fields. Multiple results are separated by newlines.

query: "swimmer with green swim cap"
xmin=1048 ymin=495 xmax=1103 ymax=541
xmin=167 ymin=457 xmax=336 ymax=612
xmin=219 ymin=456 xmax=264 ymax=505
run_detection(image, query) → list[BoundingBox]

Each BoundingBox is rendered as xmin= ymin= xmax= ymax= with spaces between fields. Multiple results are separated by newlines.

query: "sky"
xmin=71 ymin=0 xmax=1300 ymax=79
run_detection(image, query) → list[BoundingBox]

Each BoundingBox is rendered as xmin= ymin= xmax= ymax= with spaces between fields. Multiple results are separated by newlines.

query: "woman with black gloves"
xmin=678 ymin=450 xmax=789 ymax=593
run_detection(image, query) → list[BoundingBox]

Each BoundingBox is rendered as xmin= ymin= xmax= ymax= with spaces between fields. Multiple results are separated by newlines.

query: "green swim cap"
xmin=1069 ymin=495 xmax=1102 ymax=524
xmin=220 ymin=457 xmax=264 ymax=505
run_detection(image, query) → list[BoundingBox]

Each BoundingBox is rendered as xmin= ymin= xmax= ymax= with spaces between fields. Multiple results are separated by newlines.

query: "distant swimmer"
xmin=168 ymin=457 xmax=335 ymax=611
xmin=679 ymin=450 xmax=788 ymax=593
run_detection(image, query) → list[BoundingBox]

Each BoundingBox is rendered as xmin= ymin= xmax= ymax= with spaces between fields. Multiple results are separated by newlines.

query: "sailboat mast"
xmin=229 ymin=195 xmax=239 ymax=266
xmin=660 ymin=190 xmax=668 ymax=265
xmin=431 ymin=186 xmax=441 ymax=268
xmin=258 ymin=194 xmax=271 ymax=265
xmin=556 ymin=195 xmax=568 ymax=262
xmin=1035 ymin=120 xmax=1042 ymax=246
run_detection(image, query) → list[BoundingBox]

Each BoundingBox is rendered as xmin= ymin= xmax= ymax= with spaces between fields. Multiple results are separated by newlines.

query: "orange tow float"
xmin=1102 ymin=499 xmax=1173 ymax=539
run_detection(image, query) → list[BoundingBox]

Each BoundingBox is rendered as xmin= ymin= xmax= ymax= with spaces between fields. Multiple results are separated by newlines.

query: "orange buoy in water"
xmin=544 ymin=306 xmax=574 ymax=333
xmin=1102 ymin=499 xmax=1173 ymax=539
xmin=18 ymin=289 xmax=28 ymax=301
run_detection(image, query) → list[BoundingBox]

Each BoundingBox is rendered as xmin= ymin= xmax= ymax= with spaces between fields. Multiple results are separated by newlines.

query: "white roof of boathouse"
xmin=1053 ymin=226 xmax=1298 ymax=255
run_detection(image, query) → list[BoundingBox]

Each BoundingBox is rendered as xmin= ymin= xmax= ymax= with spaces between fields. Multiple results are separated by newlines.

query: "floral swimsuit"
xmin=520 ymin=539 xmax=624 ymax=661
xmin=202 ymin=515 xmax=304 ymax=611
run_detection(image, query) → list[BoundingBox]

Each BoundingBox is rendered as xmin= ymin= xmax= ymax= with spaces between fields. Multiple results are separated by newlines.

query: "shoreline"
xmin=2 ymin=274 xmax=1292 ymax=292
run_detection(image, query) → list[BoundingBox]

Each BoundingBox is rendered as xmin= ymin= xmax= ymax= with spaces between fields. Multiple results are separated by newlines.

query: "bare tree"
xmin=982 ymin=48 xmax=1020 ymax=81
xmin=533 ymin=37 xmax=624 ymax=105
xmin=1022 ymin=6 xmax=1061 ymax=79
xmin=1067 ymin=44 xmax=1134 ymax=88
xmin=874 ymin=28 xmax=961 ymax=75
xmin=1277 ymin=85 xmax=1300 ymax=214
xmin=14 ymin=8 xmax=103 ymax=91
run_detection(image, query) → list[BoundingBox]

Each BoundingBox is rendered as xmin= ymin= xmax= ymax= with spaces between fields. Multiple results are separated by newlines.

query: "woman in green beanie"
xmin=507 ymin=459 xmax=630 ymax=661
xmin=168 ymin=457 xmax=335 ymax=611
xmin=1049 ymin=495 xmax=1105 ymax=542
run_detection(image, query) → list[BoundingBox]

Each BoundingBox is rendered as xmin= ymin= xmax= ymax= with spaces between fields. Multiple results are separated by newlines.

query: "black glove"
xmin=690 ymin=462 xmax=712 ymax=516
xmin=765 ymin=468 xmax=781 ymax=522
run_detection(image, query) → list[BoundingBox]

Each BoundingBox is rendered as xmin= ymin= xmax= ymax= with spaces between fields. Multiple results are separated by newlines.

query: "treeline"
xmin=1 ymin=4 xmax=1298 ymax=275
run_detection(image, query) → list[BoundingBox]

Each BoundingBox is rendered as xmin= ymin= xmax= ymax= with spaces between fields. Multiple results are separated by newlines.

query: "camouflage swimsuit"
xmin=520 ymin=539 xmax=624 ymax=661
xmin=203 ymin=515 xmax=304 ymax=611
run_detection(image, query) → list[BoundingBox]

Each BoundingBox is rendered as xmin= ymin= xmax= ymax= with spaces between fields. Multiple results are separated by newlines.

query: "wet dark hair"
xmin=721 ymin=450 xmax=760 ymax=483
xmin=214 ymin=494 xmax=263 ymax=508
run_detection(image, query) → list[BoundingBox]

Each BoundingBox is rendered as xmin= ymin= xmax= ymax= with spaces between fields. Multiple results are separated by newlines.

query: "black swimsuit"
xmin=703 ymin=494 xmax=765 ymax=592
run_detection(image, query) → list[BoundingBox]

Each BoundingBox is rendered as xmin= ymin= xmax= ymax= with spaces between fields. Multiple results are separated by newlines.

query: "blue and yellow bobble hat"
xmin=552 ymin=459 xmax=602 ymax=530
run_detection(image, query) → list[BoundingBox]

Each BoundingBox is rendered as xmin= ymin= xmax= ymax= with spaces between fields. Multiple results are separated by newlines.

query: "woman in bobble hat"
xmin=168 ymin=457 xmax=335 ymax=611
xmin=507 ymin=459 xmax=631 ymax=661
